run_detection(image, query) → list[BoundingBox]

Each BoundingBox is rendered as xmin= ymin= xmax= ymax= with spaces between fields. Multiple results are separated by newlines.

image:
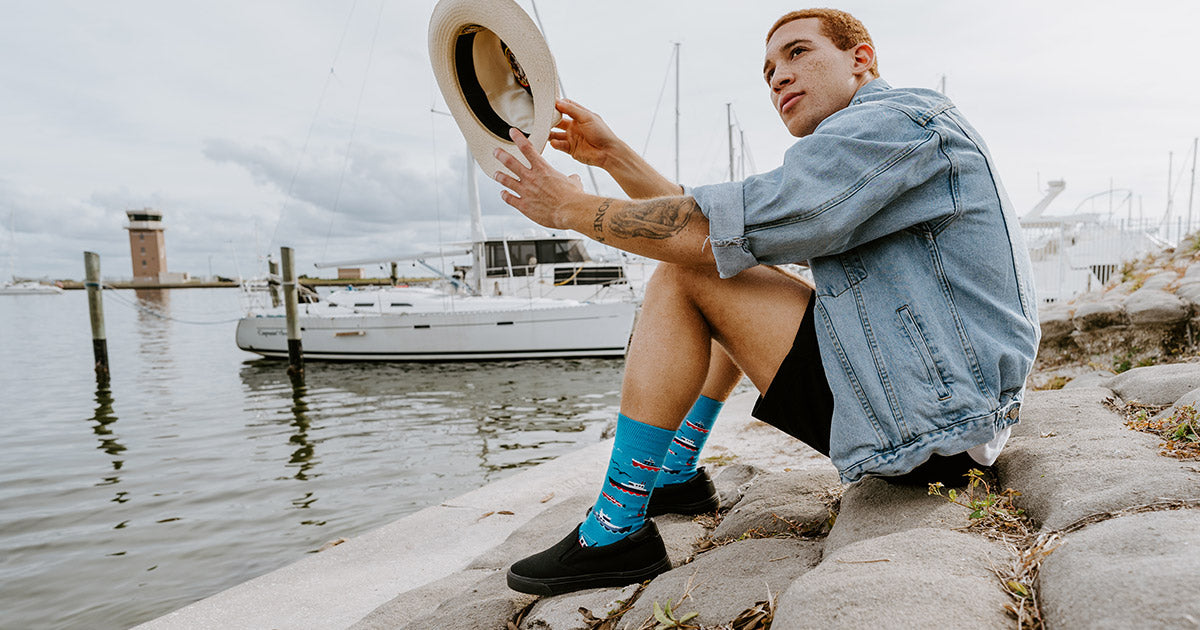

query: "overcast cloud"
xmin=1 ymin=1 xmax=1197 ymax=280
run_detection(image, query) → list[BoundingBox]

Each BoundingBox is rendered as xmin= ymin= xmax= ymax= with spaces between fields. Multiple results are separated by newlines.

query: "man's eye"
xmin=790 ymin=47 xmax=806 ymax=58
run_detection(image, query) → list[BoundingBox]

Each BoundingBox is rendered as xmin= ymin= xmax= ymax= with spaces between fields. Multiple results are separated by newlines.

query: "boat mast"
xmin=466 ymin=146 xmax=486 ymax=295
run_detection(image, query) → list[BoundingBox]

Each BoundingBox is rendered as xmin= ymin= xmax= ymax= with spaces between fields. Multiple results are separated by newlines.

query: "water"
xmin=0 ymin=288 xmax=624 ymax=629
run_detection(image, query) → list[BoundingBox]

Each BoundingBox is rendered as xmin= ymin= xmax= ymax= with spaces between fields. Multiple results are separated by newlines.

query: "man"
xmin=494 ymin=8 xmax=1039 ymax=596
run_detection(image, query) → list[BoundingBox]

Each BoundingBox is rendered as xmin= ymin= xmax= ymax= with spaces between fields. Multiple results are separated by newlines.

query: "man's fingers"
xmin=556 ymin=98 xmax=590 ymax=122
xmin=493 ymin=144 xmax=529 ymax=176
xmin=508 ymin=127 xmax=544 ymax=165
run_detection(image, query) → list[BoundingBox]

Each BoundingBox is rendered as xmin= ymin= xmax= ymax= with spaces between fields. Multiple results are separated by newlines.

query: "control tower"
xmin=125 ymin=208 xmax=168 ymax=282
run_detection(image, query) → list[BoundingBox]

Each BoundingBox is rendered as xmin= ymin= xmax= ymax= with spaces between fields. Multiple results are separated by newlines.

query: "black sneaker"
xmin=646 ymin=467 xmax=719 ymax=517
xmin=506 ymin=521 xmax=671 ymax=596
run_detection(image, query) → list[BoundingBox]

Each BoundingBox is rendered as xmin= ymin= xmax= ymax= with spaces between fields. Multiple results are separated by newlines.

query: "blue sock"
xmin=578 ymin=414 xmax=675 ymax=547
xmin=655 ymin=395 xmax=723 ymax=487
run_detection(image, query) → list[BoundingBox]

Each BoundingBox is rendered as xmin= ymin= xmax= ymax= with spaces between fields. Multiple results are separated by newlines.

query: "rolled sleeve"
xmin=685 ymin=182 xmax=760 ymax=278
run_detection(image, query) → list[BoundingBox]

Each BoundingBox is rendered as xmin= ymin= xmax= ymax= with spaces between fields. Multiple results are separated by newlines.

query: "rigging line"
xmin=640 ymin=44 xmax=678 ymax=158
xmin=526 ymin=0 xmax=601 ymax=195
xmin=323 ymin=0 xmax=387 ymax=262
xmin=98 ymin=285 xmax=243 ymax=325
xmin=267 ymin=0 xmax=362 ymax=257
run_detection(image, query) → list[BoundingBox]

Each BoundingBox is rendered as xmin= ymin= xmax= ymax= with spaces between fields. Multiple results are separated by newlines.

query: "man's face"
xmin=763 ymin=18 xmax=868 ymax=138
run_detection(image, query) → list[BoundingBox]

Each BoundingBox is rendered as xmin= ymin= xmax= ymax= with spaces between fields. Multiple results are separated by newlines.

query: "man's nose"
xmin=772 ymin=68 xmax=793 ymax=91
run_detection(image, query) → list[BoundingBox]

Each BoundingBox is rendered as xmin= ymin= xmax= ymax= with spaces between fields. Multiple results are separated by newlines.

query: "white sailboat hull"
xmin=236 ymin=292 xmax=636 ymax=361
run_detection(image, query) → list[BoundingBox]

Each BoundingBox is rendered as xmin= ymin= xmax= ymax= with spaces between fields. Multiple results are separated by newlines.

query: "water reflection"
xmin=286 ymin=372 xmax=317 ymax=482
xmin=236 ymin=357 xmax=623 ymax=477
xmin=90 ymin=383 xmax=125 ymax=470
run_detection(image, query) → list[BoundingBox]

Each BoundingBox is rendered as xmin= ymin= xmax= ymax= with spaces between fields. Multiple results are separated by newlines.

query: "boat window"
xmin=389 ymin=303 xmax=412 ymax=307
xmin=354 ymin=302 xmax=374 ymax=307
xmin=544 ymin=240 xmax=588 ymax=263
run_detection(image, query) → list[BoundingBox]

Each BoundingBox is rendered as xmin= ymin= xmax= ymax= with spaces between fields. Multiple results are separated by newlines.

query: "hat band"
xmin=455 ymin=29 xmax=531 ymax=142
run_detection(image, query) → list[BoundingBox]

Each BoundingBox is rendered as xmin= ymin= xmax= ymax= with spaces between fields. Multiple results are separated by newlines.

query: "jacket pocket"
xmin=897 ymin=305 xmax=952 ymax=401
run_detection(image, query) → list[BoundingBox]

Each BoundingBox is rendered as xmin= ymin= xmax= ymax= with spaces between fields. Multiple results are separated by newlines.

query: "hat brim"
xmin=429 ymin=0 xmax=559 ymax=178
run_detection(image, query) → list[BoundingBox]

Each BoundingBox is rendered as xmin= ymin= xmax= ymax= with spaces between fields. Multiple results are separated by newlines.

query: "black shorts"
xmin=750 ymin=303 xmax=978 ymax=484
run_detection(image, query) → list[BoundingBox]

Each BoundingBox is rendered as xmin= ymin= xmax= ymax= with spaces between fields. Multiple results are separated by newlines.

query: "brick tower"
xmin=125 ymin=208 xmax=167 ymax=282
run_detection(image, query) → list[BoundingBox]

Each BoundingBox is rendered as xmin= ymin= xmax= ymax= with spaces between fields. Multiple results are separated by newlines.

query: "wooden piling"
xmin=280 ymin=247 xmax=303 ymax=377
xmin=84 ymin=251 xmax=109 ymax=382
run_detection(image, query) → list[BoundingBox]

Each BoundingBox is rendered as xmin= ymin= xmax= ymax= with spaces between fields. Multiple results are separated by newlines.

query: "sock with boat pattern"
xmin=655 ymin=395 xmax=723 ymax=487
xmin=577 ymin=414 xmax=674 ymax=547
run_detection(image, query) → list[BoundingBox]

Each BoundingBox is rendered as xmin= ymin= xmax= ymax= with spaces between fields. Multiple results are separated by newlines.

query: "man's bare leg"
xmin=620 ymin=263 xmax=811 ymax=430
xmin=506 ymin=263 xmax=811 ymax=595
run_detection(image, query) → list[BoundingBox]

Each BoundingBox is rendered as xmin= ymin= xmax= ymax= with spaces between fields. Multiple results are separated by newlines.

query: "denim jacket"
xmin=690 ymin=79 xmax=1040 ymax=483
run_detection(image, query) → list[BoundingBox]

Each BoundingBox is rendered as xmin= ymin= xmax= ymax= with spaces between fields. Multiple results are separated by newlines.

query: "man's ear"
xmin=851 ymin=42 xmax=875 ymax=76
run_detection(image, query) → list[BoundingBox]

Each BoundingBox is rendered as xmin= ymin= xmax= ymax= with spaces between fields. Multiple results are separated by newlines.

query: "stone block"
xmin=1123 ymin=288 xmax=1189 ymax=325
xmin=1072 ymin=300 xmax=1127 ymax=331
xmin=824 ymin=476 xmax=972 ymax=553
xmin=710 ymin=469 xmax=841 ymax=541
xmin=1038 ymin=307 xmax=1075 ymax=341
xmin=520 ymin=583 xmax=640 ymax=630
xmin=1038 ymin=510 xmax=1200 ymax=629
xmin=618 ymin=538 xmax=822 ymax=630
xmin=1141 ymin=270 xmax=1180 ymax=291
xmin=712 ymin=463 xmax=762 ymax=510
xmin=775 ymin=529 xmax=1011 ymax=629
xmin=997 ymin=387 xmax=1200 ymax=531
xmin=1104 ymin=362 xmax=1200 ymax=405
xmin=397 ymin=571 xmax=536 ymax=630
xmin=350 ymin=569 xmax=499 ymax=630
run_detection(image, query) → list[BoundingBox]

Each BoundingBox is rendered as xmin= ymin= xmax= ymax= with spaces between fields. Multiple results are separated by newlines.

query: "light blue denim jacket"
xmin=689 ymin=79 xmax=1040 ymax=483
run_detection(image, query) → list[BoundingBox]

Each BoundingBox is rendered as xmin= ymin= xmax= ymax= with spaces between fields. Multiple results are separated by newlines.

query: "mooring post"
xmin=84 ymin=251 xmax=109 ymax=382
xmin=390 ymin=261 xmax=398 ymax=287
xmin=268 ymin=257 xmax=281 ymax=308
xmin=280 ymin=246 xmax=304 ymax=377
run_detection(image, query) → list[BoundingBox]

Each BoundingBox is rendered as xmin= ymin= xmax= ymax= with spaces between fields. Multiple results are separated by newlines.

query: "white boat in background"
xmin=1021 ymin=180 xmax=1174 ymax=305
xmin=0 ymin=280 xmax=64 ymax=295
xmin=236 ymin=158 xmax=639 ymax=361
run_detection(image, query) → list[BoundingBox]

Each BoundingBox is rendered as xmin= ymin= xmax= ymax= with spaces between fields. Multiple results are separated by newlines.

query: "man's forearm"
xmin=601 ymin=141 xmax=685 ymax=200
xmin=566 ymin=194 xmax=713 ymax=266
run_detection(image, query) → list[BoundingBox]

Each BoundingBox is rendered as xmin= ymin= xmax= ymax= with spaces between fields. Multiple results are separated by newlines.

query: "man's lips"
xmin=779 ymin=91 xmax=804 ymax=113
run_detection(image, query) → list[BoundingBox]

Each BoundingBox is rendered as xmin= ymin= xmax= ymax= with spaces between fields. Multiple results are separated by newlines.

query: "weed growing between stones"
xmin=629 ymin=574 xmax=701 ymax=630
xmin=1125 ymin=402 xmax=1200 ymax=459
xmin=728 ymin=595 xmax=775 ymax=630
xmin=929 ymin=469 xmax=1055 ymax=629
xmin=928 ymin=469 xmax=1027 ymax=536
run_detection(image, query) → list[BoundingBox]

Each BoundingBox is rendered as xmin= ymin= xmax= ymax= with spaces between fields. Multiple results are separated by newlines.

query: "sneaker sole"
xmin=505 ymin=555 xmax=673 ymax=596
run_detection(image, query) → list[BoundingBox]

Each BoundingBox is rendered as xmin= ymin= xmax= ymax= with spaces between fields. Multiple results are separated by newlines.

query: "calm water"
xmin=0 ymin=288 xmax=624 ymax=629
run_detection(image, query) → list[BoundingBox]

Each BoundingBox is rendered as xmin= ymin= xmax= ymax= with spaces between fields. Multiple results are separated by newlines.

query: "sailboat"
xmin=1 ymin=211 xmax=63 ymax=295
xmin=235 ymin=158 xmax=637 ymax=361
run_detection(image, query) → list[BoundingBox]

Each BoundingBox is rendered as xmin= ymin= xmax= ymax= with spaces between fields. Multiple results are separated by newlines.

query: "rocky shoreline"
xmin=139 ymin=240 xmax=1200 ymax=629
xmin=351 ymin=369 xmax=1200 ymax=630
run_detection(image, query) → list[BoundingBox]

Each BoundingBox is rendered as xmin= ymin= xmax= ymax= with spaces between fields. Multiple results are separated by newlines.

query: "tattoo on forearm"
xmin=609 ymin=198 xmax=697 ymax=240
xmin=593 ymin=200 xmax=611 ymax=243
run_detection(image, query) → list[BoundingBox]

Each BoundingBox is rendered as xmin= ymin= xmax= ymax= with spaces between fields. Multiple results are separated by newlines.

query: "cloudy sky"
xmin=2 ymin=1 xmax=1197 ymax=281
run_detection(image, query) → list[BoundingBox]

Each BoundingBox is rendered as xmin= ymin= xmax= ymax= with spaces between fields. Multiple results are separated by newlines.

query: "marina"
xmin=0 ymin=288 xmax=624 ymax=629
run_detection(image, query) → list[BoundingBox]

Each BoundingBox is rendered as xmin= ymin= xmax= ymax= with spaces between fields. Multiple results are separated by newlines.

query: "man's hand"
xmin=495 ymin=127 xmax=588 ymax=230
xmin=549 ymin=99 xmax=624 ymax=170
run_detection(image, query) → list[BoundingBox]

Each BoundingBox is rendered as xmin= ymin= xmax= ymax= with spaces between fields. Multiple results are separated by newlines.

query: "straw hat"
xmin=429 ymin=0 xmax=560 ymax=178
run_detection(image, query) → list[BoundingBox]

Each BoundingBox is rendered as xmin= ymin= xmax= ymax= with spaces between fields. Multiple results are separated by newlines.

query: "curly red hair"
xmin=767 ymin=8 xmax=879 ymax=78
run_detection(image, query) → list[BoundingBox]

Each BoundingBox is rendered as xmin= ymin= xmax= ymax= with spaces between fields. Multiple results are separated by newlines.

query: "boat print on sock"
xmin=661 ymin=462 xmax=683 ymax=475
xmin=601 ymin=491 xmax=626 ymax=508
xmin=631 ymin=457 xmax=660 ymax=472
xmin=671 ymin=435 xmax=700 ymax=452
xmin=684 ymin=420 xmax=710 ymax=434
xmin=607 ymin=476 xmax=650 ymax=497
xmin=592 ymin=509 xmax=633 ymax=535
